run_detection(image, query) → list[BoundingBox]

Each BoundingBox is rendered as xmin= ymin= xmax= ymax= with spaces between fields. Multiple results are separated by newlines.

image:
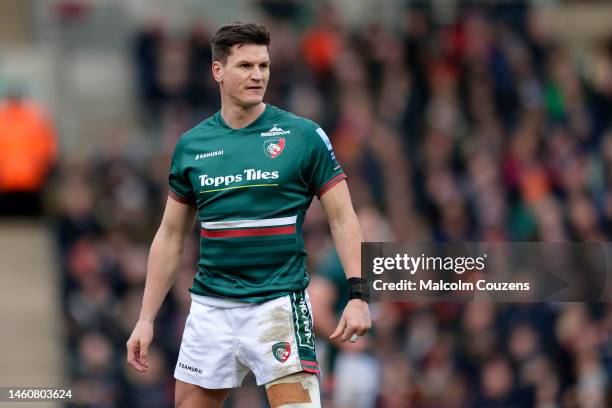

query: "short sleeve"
xmin=168 ymin=137 xmax=196 ymax=205
xmin=305 ymin=125 xmax=347 ymax=198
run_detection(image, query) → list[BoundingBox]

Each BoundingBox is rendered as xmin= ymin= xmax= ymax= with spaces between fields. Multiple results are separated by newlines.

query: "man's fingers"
xmin=126 ymin=322 xmax=155 ymax=373
xmin=126 ymin=340 xmax=136 ymax=362
xmin=126 ymin=339 xmax=148 ymax=372
xmin=340 ymin=321 xmax=371 ymax=342
xmin=332 ymin=300 xmax=372 ymax=343
xmin=127 ymin=352 xmax=148 ymax=373
xmin=355 ymin=324 xmax=370 ymax=336
xmin=340 ymin=325 xmax=356 ymax=342
xmin=329 ymin=317 xmax=346 ymax=340
xmin=129 ymin=359 xmax=147 ymax=373
xmin=139 ymin=340 xmax=150 ymax=367
xmin=331 ymin=316 xmax=372 ymax=342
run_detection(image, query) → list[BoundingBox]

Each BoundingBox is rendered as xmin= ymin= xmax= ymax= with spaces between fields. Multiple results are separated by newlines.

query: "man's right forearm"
xmin=139 ymin=227 xmax=186 ymax=323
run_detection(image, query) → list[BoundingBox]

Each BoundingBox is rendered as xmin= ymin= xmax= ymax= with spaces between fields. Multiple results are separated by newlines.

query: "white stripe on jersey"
xmin=315 ymin=128 xmax=333 ymax=151
xmin=201 ymin=215 xmax=297 ymax=230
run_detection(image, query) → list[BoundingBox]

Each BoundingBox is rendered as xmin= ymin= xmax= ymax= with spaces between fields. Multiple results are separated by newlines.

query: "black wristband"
xmin=347 ymin=277 xmax=370 ymax=303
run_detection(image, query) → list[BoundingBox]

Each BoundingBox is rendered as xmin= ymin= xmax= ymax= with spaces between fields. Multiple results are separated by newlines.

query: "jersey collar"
xmin=216 ymin=104 xmax=272 ymax=133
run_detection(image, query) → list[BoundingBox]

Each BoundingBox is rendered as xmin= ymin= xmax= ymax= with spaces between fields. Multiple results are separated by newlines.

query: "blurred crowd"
xmin=37 ymin=1 xmax=612 ymax=407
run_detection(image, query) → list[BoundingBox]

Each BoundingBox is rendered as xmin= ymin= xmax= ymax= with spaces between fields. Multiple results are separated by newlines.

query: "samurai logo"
xmin=272 ymin=341 xmax=291 ymax=363
xmin=263 ymin=137 xmax=286 ymax=159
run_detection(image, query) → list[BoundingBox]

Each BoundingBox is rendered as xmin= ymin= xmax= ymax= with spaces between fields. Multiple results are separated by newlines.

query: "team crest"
xmin=272 ymin=341 xmax=291 ymax=363
xmin=263 ymin=138 xmax=286 ymax=159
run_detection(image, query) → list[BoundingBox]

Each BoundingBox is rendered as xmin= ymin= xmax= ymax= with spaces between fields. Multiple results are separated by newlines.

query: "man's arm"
xmin=126 ymin=197 xmax=197 ymax=372
xmin=319 ymin=180 xmax=371 ymax=342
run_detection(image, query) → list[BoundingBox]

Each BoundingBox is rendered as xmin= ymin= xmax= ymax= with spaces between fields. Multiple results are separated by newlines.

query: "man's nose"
xmin=251 ymin=67 xmax=263 ymax=81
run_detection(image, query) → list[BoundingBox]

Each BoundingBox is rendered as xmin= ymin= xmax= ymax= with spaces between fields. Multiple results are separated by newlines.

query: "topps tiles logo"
xmin=199 ymin=169 xmax=279 ymax=188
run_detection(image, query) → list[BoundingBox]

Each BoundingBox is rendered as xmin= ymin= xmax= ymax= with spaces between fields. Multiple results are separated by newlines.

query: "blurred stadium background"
xmin=1 ymin=0 xmax=612 ymax=407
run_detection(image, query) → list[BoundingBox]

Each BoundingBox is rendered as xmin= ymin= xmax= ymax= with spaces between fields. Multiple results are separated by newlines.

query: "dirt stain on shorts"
xmin=272 ymin=363 xmax=301 ymax=378
xmin=258 ymin=306 xmax=293 ymax=345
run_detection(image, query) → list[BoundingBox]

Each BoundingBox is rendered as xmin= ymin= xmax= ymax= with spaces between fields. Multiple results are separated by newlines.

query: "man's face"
xmin=213 ymin=44 xmax=270 ymax=108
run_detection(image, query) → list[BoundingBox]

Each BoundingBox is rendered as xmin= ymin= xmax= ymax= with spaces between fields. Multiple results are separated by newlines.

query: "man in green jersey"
xmin=126 ymin=22 xmax=371 ymax=407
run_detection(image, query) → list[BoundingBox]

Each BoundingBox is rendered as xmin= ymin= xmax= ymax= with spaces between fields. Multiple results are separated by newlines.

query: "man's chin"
xmin=237 ymin=96 xmax=264 ymax=109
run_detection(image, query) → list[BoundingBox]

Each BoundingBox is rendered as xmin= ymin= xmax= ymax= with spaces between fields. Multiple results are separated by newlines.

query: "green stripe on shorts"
xmin=290 ymin=291 xmax=317 ymax=362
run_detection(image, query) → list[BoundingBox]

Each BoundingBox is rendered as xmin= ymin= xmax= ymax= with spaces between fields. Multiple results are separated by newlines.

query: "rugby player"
xmin=126 ymin=22 xmax=371 ymax=408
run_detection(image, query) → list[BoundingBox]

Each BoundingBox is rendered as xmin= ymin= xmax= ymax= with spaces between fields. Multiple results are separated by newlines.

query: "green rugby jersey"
xmin=169 ymin=104 xmax=346 ymax=302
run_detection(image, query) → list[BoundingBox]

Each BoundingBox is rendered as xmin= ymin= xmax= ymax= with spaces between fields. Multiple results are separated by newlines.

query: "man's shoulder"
xmin=177 ymin=114 xmax=221 ymax=148
xmin=269 ymin=105 xmax=322 ymax=138
xmin=188 ymin=113 xmax=221 ymax=137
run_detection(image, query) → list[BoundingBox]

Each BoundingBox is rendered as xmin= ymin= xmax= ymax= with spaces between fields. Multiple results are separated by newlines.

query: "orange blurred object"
xmin=0 ymin=99 xmax=57 ymax=192
xmin=520 ymin=166 xmax=551 ymax=204
xmin=302 ymin=28 xmax=341 ymax=75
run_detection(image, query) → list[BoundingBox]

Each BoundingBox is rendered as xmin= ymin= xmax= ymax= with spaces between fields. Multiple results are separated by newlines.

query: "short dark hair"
xmin=210 ymin=22 xmax=270 ymax=64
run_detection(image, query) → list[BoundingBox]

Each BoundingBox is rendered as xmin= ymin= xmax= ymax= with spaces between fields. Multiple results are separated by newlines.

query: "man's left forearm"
xmin=328 ymin=209 xmax=363 ymax=280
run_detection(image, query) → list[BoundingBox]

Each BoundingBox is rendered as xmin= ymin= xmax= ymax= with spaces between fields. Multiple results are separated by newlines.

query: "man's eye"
xmin=240 ymin=64 xmax=250 ymax=68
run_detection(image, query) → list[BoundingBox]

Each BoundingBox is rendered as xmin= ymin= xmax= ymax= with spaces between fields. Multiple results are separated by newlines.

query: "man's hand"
xmin=126 ymin=320 xmax=154 ymax=373
xmin=329 ymin=299 xmax=371 ymax=343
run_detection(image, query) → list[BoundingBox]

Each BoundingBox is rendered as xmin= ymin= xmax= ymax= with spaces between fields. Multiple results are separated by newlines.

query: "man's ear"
xmin=212 ymin=61 xmax=223 ymax=83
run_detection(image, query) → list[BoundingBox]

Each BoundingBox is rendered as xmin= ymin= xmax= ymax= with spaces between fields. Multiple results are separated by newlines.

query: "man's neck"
xmin=220 ymin=103 xmax=266 ymax=129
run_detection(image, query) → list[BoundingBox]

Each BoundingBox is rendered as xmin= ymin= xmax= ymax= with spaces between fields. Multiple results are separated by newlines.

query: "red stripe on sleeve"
xmin=317 ymin=173 xmax=347 ymax=198
xmin=169 ymin=190 xmax=194 ymax=205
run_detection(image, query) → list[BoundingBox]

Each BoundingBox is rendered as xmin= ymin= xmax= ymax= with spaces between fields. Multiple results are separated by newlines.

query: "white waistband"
xmin=191 ymin=293 xmax=254 ymax=309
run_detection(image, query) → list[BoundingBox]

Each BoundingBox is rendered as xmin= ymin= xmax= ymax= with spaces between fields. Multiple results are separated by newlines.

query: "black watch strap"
xmin=347 ymin=277 xmax=370 ymax=303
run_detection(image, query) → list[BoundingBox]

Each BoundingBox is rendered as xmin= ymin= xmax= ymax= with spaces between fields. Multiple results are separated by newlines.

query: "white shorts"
xmin=174 ymin=291 xmax=320 ymax=389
